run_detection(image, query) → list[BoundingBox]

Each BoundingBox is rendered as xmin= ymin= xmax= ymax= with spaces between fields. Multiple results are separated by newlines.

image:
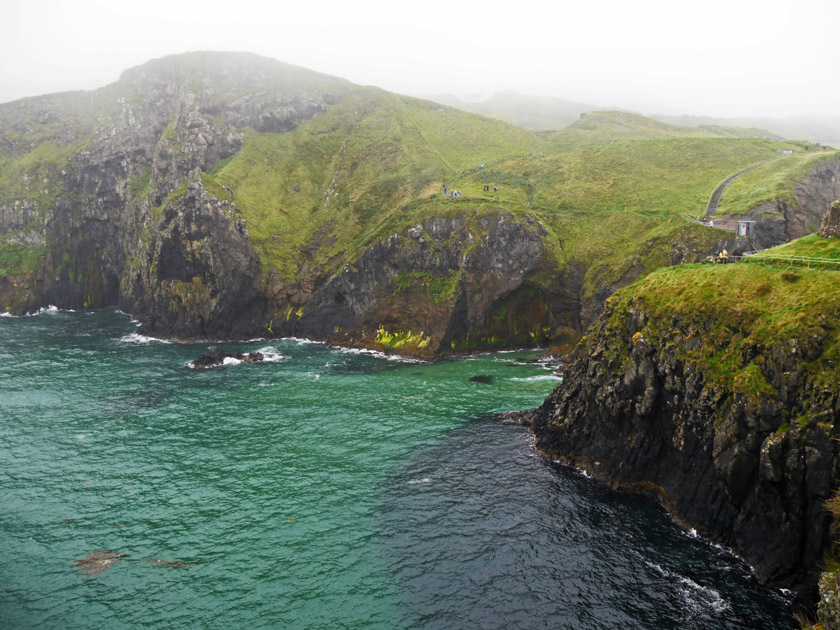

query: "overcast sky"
xmin=2 ymin=0 xmax=838 ymax=119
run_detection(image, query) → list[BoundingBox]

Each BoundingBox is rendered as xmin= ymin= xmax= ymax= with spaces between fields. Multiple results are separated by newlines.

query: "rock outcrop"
xmin=122 ymin=170 xmax=261 ymax=340
xmin=820 ymin=198 xmax=840 ymax=238
xmin=276 ymin=213 xmax=579 ymax=358
xmin=190 ymin=346 xmax=265 ymax=369
xmin=530 ymin=268 xmax=840 ymax=605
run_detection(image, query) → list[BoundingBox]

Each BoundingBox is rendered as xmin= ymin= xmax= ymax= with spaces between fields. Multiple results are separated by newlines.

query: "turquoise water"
xmin=0 ymin=309 xmax=793 ymax=628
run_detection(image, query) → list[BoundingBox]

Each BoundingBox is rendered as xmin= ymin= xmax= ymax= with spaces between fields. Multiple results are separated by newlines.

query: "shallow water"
xmin=0 ymin=309 xmax=793 ymax=628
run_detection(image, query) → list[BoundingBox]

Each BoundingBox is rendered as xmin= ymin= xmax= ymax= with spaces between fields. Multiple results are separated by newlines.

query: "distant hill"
xmin=424 ymin=90 xmax=607 ymax=131
xmin=427 ymin=90 xmax=840 ymax=149
xmin=653 ymin=114 xmax=840 ymax=149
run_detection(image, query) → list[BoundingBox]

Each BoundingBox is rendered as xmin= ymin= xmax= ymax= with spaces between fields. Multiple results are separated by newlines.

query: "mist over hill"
xmin=425 ymin=90 xmax=840 ymax=148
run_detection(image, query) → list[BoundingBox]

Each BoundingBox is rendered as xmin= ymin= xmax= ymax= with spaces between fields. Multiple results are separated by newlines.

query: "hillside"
xmin=1 ymin=51 xmax=839 ymax=357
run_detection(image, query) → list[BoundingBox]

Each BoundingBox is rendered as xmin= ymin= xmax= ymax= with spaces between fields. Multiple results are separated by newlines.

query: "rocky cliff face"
xmin=4 ymin=52 xmax=840 ymax=358
xmin=529 ymin=269 xmax=840 ymax=604
xmin=121 ymin=170 xmax=262 ymax=339
xmin=0 ymin=52 xmax=350 ymax=331
xmin=820 ymin=198 xmax=840 ymax=238
xmin=282 ymin=213 xmax=578 ymax=357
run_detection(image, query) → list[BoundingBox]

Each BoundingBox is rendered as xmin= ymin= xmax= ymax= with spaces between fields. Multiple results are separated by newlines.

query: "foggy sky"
xmin=2 ymin=0 xmax=838 ymax=119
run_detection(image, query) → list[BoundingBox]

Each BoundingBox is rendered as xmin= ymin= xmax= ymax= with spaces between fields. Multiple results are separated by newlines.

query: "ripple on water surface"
xmin=0 ymin=310 xmax=793 ymax=629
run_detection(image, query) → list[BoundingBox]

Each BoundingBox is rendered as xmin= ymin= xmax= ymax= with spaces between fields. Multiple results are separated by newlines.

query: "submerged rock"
xmin=146 ymin=557 xmax=199 ymax=569
xmin=72 ymin=550 xmax=129 ymax=576
xmin=190 ymin=346 xmax=264 ymax=369
xmin=469 ymin=374 xmax=494 ymax=384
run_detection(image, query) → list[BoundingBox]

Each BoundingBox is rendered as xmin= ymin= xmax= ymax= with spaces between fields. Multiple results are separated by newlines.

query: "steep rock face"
xmin=0 ymin=52 xmax=350 ymax=330
xmin=122 ymin=170 xmax=261 ymax=339
xmin=278 ymin=213 xmax=580 ymax=357
xmin=820 ymin=198 xmax=840 ymax=238
xmin=531 ymin=296 xmax=840 ymax=602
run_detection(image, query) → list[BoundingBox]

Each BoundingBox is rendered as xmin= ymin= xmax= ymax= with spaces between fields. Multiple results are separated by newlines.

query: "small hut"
xmin=737 ymin=220 xmax=756 ymax=237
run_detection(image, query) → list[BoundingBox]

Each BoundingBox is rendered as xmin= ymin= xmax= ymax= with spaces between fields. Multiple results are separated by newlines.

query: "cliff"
xmin=3 ymin=52 xmax=840 ymax=357
xmin=529 ymin=247 xmax=840 ymax=605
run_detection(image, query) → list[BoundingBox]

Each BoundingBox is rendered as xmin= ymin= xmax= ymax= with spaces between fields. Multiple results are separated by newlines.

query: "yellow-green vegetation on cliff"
xmin=765 ymin=232 xmax=840 ymax=260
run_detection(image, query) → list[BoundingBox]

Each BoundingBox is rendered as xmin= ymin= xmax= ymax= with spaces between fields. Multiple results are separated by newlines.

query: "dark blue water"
xmin=0 ymin=309 xmax=794 ymax=628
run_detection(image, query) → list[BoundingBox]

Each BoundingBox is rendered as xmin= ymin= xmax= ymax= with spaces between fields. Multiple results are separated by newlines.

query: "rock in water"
xmin=146 ymin=557 xmax=199 ymax=569
xmin=190 ymin=346 xmax=264 ymax=368
xmin=469 ymin=374 xmax=494 ymax=384
xmin=72 ymin=550 xmax=128 ymax=575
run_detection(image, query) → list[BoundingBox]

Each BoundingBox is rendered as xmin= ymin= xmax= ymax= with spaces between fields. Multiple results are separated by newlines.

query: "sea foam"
xmin=119 ymin=332 xmax=172 ymax=345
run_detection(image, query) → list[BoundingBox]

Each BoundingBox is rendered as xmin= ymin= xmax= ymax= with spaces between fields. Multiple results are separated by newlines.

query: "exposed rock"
xmin=123 ymin=170 xmax=262 ymax=340
xmin=818 ymin=572 xmax=840 ymax=628
xmin=820 ymin=198 xmax=840 ymax=238
xmin=190 ymin=346 xmax=264 ymax=369
xmin=284 ymin=213 xmax=578 ymax=357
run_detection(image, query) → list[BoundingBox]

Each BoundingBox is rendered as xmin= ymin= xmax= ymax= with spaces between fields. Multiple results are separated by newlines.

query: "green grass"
xmin=0 ymin=137 xmax=91 ymax=206
xmin=760 ymin=232 xmax=840 ymax=259
xmin=209 ymin=96 xmax=799 ymax=301
xmin=210 ymin=88 xmax=537 ymax=280
xmin=716 ymin=151 xmax=840 ymax=217
xmin=605 ymin=258 xmax=840 ymax=392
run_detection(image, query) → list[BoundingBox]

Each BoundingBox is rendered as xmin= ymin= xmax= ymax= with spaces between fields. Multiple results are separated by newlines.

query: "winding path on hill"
xmin=704 ymin=157 xmax=785 ymax=221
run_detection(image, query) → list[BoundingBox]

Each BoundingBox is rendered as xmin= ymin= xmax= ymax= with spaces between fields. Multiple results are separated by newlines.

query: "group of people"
xmin=441 ymin=164 xmax=499 ymax=200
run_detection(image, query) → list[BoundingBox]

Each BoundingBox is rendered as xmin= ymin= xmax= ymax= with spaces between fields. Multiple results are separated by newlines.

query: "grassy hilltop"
xmin=206 ymin=104 xmax=836 ymax=302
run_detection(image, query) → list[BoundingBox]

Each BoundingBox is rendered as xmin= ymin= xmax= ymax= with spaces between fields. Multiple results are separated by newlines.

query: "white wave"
xmin=645 ymin=560 xmax=730 ymax=614
xmin=686 ymin=528 xmax=699 ymax=539
xmin=407 ymin=477 xmax=431 ymax=485
xmin=221 ymin=356 xmax=242 ymax=366
xmin=255 ymin=346 xmax=285 ymax=362
xmin=0 ymin=312 xmax=14 ymax=318
xmin=677 ymin=576 xmax=730 ymax=614
xmin=119 ymin=333 xmax=172 ymax=345
xmin=18 ymin=305 xmax=61 ymax=316
xmin=511 ymin=374 xmax=562 ymax=382
xmin=328 ymin=345 xmax=425 ymax=363
xmin=284 ymin=337 xmax=326 ymax=346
